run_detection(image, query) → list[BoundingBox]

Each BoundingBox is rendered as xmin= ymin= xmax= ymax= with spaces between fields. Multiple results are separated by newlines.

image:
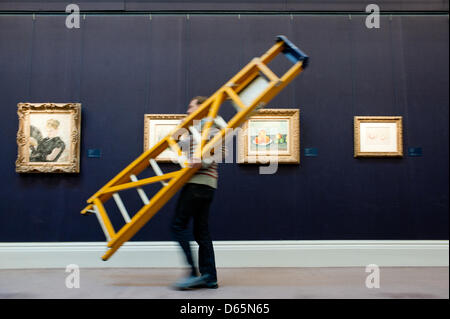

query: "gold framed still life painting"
xmin=238 ymin=108 xmax=300 ymax=164
xmin=144 ymin=114 xmax=186 ymax=163
xmin=354 ymin=116 xmax=403 ymax=157
xmin=16 ymin=103 xmax=81 ymax=173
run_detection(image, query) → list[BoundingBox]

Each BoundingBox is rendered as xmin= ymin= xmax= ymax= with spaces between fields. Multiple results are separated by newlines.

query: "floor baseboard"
xmin=0 ymin=240 xmax=448 ymax=269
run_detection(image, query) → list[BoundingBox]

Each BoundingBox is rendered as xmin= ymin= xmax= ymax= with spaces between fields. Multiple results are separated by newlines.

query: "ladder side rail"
xmin=259 ymin=40 xmax=285 ymax=64
xmin=198 ymin=92 xmax=226 ymax=157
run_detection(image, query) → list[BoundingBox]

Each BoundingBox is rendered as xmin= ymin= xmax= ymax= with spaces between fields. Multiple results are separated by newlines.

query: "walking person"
xmin=171 ymin=96 xmax=223 ymax=290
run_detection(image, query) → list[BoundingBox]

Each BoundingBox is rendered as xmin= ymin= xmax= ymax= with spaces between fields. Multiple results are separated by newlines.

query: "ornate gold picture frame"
xmin=16 ymin=103 xmax=81 ymax=173
xmin=354 ymin=116 xmax=403 ymax=157
xmin=144 ymin=114 xmax=186 ymax=162
xmin=238 ymin=108 xmax=300 ymax=164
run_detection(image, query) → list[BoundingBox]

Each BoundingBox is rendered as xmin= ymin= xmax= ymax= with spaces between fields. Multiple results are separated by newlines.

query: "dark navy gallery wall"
xmin=0 ymin=14 xmax=448 ymax=242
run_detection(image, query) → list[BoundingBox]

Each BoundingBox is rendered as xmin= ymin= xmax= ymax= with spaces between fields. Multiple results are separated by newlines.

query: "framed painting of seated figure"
xmin=16 ymin=103 xmax=81 ymax=173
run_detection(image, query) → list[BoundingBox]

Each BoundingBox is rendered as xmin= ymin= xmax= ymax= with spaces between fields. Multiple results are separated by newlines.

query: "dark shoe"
xmin=172 ymin=275 xmax=199 ymax=290
xmin=174 ymin=274 xmax=218 ymax=290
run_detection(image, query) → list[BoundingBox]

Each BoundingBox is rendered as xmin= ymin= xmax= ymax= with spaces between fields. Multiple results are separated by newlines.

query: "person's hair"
xmin=46 ymin=119 xmax=60 ymax=130
xmin=191 ymin=96 xmax=208 ymax=105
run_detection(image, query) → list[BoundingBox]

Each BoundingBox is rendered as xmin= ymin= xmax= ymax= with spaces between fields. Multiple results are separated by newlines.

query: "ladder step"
xmin=130 ymin=174 xmax=150 ymax=205
xmin=112 ymin=193 xmax=131 ymax=223
xmin=214 ymin=116 xmax=228 ymax=130
xmin=235 ymin=75 xmax=270 ymax=108
xmin=149 ymin=159 xmax=169 ymax=186
xmin=93 ymin=204 xmax=112 ymax=241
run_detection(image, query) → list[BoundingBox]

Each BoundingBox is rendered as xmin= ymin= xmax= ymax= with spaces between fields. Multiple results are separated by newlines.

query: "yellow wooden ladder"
xmin=81 ymin=35 xmax=309 ymax=261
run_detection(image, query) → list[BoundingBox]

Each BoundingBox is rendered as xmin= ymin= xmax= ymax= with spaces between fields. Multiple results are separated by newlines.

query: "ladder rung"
xmin=188 ymin=125 xmax=202 ymax=144
xmin=214 ymin=116 xmax=228 ymax=130
xmin=112 ymin=193 xmax=131 ymax=223
xmin=226 ymin=87 xmax=245 ymax=112
xmin=130 ymin=174 xmax=150 ymax=205
xmin=93 ymin=204 xmax=112 ymax=242
xmin=93 ymin=198 xmax=116 ymax=241
xmin=237 ymin=76 xmax=270 ymax=107
xmin=202 ymin=116 xmax=214 ymax=124
xmin=255 ymin=59 xmax=281 ymax=83
xmin=149 ymin=159 xmax=169 ymax=186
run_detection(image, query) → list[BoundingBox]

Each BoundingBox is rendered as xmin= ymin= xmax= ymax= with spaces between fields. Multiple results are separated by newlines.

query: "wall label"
xmin=408 ymin=147 xmax=422 ymax=157
xmin=304 ymin=148 xmax=318 ymax=157
xmin=87 ymin=149 xmax=102 ymax=158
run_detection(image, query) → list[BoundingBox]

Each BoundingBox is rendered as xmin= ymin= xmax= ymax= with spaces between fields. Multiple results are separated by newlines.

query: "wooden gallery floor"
xmin=0 ymin=267 xmax=447 ymax=299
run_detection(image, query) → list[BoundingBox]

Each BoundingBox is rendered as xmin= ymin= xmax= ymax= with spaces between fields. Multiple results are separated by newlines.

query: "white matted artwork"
xmin=354 ymin=116 xmax=403 ymax=157
xmin=143 ymin=114 xmax=186 ymax=162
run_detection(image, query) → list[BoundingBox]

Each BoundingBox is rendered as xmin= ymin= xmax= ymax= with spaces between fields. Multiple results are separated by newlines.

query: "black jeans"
xmin=171 ymin=183 xmax=217 ymax=281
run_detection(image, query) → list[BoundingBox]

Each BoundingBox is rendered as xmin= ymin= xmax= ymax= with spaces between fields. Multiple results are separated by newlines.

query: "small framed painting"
xmin=238 ymin=108 xmax=300 ymax=164
xmin=354 ymin=116 xmax=403 ymax=157
xmin=144 ymin=114 xmax=186 ymax=162
xmin=16 ymin=103 xmax=81 ymax=173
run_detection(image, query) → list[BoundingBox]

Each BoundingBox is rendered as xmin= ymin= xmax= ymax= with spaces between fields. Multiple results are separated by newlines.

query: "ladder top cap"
xmin=276 ymin=35 xmax=309 ymax=68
